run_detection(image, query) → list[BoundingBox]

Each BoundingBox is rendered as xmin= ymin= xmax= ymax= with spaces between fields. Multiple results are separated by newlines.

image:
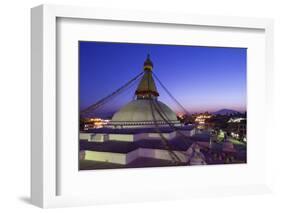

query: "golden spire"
xmin=143 ymin=54 xmax=153 ymax=71
xmin=135 ymin=54 xmax=159 ymax=99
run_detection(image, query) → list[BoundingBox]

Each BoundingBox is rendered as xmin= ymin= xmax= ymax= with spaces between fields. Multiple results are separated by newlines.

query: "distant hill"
xmin=212 ymin=109 xmax=241 ymax=115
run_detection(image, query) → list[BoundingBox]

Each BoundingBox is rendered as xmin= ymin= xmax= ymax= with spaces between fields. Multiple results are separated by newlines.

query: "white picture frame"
xmin=31 ymin=4 xmax=274 ymax=208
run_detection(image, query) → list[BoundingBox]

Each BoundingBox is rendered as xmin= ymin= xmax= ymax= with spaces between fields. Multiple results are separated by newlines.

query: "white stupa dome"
xmin=111 ymin=99 xmax=178 ymax=123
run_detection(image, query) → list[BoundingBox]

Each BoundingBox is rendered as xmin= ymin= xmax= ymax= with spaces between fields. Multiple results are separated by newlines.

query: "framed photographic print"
xmin=78 ymin=42 xmax=247 ymax=170
xmin=31 ymin=4 xmax=274 ymax=208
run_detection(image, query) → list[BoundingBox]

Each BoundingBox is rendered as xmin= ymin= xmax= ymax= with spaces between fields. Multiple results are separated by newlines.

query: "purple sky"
xmin=79 ymin=41 xmax=246 ymax=116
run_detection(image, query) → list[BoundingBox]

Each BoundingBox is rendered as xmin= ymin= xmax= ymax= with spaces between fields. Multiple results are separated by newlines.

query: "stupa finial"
xmin=143 ymin=53 xmax=153 ymax=71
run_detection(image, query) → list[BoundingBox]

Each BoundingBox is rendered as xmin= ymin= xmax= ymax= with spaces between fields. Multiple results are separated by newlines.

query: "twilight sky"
xmin=79 ymin=41 xmax=246 ymax=117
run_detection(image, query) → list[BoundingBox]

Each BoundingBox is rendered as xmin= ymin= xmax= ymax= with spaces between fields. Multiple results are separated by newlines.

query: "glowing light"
xmin=177 ymin=112 xmax=185 ymax=119
xmin=228 ymin=118 xmax=246 ymax=123
xmin=194 ymin=113 xmax=212 ymax=124
xmin=231 ymin=132 xmax=239 ymax=139
xmin=84 ymin=117 xmax=110 ymax=129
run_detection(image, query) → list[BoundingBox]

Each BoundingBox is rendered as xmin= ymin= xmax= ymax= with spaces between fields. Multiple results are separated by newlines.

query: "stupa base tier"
xmin=107 ymin=120 xmax=182 ymax=129
xmin=80 ymin=126 xmax=196 ymax=143
xmin=79 ymin=135 xmax=243 ymax=169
